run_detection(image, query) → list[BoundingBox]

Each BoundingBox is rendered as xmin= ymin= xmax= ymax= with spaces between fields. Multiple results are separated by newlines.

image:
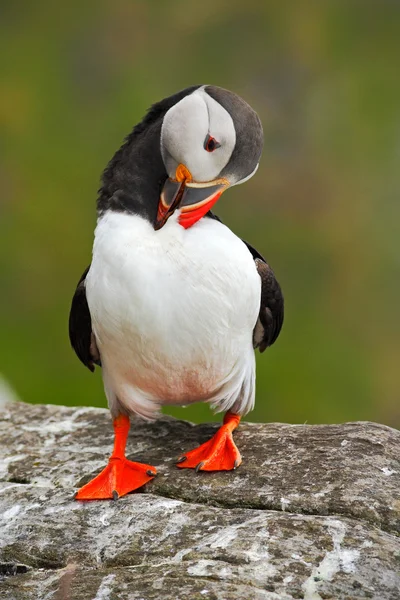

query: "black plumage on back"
xmin=97 ymin=85 xmax=201 ymax=220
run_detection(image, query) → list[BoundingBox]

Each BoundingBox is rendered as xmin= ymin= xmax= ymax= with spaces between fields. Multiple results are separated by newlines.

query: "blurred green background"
xmin=1 ymin=1 xmax=399 ymax=427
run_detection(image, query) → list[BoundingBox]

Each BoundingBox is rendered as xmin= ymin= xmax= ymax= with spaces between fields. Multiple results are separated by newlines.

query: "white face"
xmin=160 ymin=87 xmax=237 ymax=183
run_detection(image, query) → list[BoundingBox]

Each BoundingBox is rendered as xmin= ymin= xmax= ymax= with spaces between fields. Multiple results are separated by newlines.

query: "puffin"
xmin=69 ymin=85 xmax=284 ymax=501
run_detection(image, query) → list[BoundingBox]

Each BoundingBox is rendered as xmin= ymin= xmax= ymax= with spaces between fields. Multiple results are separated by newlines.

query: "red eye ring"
xmin=204 ymin=134 xmax=221 ymax=152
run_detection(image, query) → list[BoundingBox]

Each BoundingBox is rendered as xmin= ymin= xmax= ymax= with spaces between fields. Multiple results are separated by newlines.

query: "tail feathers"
xmin=103 ymin=352 xmax=256 ymax=420
xmin=104 ymin=369 xmax=161 ymax=420
xmin=210 ymin=351 xmax=255 ymax=417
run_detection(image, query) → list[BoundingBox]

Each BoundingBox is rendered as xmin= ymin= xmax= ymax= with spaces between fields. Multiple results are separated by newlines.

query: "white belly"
xmin=86 ymin=210 xmax=261 ymax=419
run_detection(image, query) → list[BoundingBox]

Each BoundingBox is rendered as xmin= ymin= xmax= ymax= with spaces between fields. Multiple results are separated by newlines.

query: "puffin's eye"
xmin=204 ymin=134 xmax=221 ymax=153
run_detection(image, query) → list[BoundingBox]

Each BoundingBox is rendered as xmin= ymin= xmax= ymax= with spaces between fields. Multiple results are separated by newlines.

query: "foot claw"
xmin=75 ymin=458 xmax=157 ymax=501
xmin=178 ymin=414 xmax=242 ymax=472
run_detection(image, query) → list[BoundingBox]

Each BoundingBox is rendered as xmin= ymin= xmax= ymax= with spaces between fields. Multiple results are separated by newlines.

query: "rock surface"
xmin=0 ymin=402 xmax=399 ymax=600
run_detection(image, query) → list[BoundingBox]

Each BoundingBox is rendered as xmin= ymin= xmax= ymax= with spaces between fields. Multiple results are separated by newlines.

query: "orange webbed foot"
xmin=75 ymin=457 xmax=157 ymax=501
xmin=75 ymin=414 xmax=156 ymax=501
xmin=177 ymin=412 xmax=242 ymax=472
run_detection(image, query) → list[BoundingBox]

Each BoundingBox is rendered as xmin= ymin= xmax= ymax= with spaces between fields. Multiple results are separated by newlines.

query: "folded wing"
xmin=69 ymin=266 xmax=101 ymax=371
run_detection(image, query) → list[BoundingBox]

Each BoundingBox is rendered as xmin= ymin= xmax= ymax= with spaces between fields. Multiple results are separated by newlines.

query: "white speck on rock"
xmin=207 ymin=525 xmax=238 ymax=549
xmin=30 ymin=475 xmax=56 ymax=489
xmin=152 ymin=576 xmax=165 ymax=590
xmin=313 ymin=491 xmax=326 ymax=498
xmin=0 ymin=483 xmax=22 ymax=495
xmin=99 ymin=509 xmax=113 ymax=527
xmin=187 ymin=560 xmax=215 ymax=577
xmin=302 ymin=519 xmax=359 ymax=600
xmin=2 ymin=504 xmax=20 ymax=520
xmin=341 ymin=440 xmax=349 ymax=447
xmin=172 ymin=548 xmax=191 ymax=562
xmin=0 ymin=454 xmax=27 ymax=479
xmin=93 ymin=574 xmax=116 ymax=600
xmin=217 ymin=565 xmax=232 ymax=579
xmin=194 ymin=515 xmax=268 ymax=554
xmin=381 ymin=467 xmax=397 ymax=476
xmin=22 ymin=417 xmax=88 ymax=435
xmin=280 ymin=497 xmax=291 ymax=511
xmin=159 ymin=511 xmax=189 ymax=541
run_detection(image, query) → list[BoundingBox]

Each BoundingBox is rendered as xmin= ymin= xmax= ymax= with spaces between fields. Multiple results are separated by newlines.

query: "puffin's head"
xmin=155 ymin=85 xmax=263 ymax=230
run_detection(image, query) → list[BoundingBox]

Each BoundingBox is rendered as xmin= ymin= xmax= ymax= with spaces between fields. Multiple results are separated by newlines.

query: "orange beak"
xmin=154 ymin=164 xmax=229 ymax=230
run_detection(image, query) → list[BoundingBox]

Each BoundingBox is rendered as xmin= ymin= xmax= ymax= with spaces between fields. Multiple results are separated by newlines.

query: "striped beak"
xmin=154 ymin=165 xmax=229 ymax=230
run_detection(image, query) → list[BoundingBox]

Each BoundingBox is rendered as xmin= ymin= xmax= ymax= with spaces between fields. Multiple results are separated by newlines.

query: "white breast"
xmin=86 ymin=210 xmax=261 ymax=419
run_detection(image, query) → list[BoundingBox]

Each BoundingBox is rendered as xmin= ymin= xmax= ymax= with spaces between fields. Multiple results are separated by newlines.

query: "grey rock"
xmin=0 ymin=402 xmax=399 ymax=600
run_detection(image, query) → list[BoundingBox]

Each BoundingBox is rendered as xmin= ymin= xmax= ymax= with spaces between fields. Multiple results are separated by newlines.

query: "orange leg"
xmin=177 ymin=412 xmax=242 ymax=472
xmin=75 ymin=415 xmax=157 ymax=501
